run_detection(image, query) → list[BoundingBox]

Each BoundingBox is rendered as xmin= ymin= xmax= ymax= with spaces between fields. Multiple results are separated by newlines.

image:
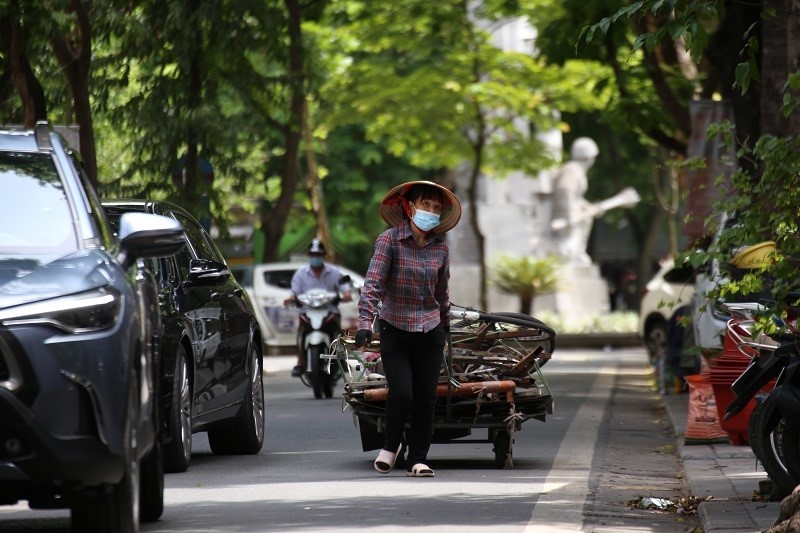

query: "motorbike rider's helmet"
xmin=308 ymin=239 xmax=326 ymax=255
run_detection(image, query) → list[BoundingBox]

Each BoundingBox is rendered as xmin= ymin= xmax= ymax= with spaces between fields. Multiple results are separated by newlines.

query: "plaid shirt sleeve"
xmin=357 ymin=230 xmax=393 ymax=331
xmin=435 ymin=248 xmax=450 ymax=330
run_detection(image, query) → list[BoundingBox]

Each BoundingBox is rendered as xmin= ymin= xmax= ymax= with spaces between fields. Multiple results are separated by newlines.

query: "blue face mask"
xmin=309 ymin=257 xmax=324 ymax=267
xmin=412 ymin=208 xmax=441 ymax=232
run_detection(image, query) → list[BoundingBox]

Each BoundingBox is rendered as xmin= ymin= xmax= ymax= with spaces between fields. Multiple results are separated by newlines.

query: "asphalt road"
xmin=0 ymin=347 xmax=698 ymax=532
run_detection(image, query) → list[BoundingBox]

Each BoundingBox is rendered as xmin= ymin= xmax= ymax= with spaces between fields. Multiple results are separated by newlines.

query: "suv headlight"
xmin=0 ymin=287 xmax=122 ymax=333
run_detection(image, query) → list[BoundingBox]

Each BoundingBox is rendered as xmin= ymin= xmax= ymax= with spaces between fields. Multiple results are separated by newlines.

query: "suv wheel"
xmin=140 ymin=439 xmax=164 ymax=522
xmin=72 ymin=375 xmax=140 ymax=533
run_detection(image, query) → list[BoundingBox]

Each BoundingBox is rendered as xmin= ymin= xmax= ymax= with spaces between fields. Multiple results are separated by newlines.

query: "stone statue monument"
xmin=534 ymin=137 xmax=641 ymax=320
xmin=550 ymin=137 xmax=641 ymax=263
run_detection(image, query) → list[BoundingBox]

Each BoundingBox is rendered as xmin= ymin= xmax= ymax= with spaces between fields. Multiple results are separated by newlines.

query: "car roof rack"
xmin=34 ymin=121 xmax=52 ymax=151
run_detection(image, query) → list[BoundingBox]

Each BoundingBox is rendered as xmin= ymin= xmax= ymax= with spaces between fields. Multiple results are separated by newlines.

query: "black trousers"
xmin=378 ymin=319 xmax=446 ymax=466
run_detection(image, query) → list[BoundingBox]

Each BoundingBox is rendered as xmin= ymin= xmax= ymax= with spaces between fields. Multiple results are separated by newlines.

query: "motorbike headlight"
xmin=0 ymin=287 xmax=122 ymax=334
xmin=298 ymin=293 xmax=330 ymax=307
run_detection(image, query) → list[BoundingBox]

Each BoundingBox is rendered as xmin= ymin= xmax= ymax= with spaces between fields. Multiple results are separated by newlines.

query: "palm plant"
xmin=490 ymin=254 xmax=562 ymax=315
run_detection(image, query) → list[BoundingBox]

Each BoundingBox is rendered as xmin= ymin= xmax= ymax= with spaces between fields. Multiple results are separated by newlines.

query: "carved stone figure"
xmin=550 ymin=137 xmax=640 ymax=264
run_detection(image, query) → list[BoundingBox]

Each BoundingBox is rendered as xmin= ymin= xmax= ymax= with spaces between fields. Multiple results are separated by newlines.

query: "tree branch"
xmin=635 ymin=14 xmax=691 ymax=140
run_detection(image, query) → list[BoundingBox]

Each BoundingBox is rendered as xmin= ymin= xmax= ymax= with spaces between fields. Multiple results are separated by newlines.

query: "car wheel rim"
xmin=251 ymin=348 xmax=265 ymax=441
xmin=647 ymin=326 xmax=666 ymax=352
xmin=178 ymin=356 xmax=192 ymax=460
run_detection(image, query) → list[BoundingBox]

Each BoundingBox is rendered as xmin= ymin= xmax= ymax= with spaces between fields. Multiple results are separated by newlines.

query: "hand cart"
xmin=324 ymin=307 xmax=556 ymax=468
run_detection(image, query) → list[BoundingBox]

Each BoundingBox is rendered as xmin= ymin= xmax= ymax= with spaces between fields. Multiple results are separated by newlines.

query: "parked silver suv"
xmin=0 ymin=123 xmax=185 ymax=531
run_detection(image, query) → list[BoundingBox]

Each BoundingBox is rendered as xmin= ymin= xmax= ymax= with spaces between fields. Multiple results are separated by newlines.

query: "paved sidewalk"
xmin=662 ymin=393 xmax=781 ymax=532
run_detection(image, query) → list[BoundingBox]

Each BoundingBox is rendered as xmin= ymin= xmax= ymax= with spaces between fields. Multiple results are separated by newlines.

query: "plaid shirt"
xmin=358 ymin=220 xmax=450 ymax=333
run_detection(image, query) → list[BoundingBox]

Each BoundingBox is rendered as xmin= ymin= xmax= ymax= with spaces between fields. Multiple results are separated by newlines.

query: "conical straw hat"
xmin=379 ymin=180 xmax=461 ymax=234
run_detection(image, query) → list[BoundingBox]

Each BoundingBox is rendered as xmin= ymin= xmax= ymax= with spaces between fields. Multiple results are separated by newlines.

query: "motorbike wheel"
xmin=323 ymin=375 xmax=335 ymax=399
xmin=755 ymin=393 xmax=795 ymax=500
xmin=323 ymin=353 xmax=338 ymax=399
xmin=309 ymin=345 xmax=324 ymax=399
xmin=779 ymin=418 xmax=800 ymax=495
xmin=748 ymin=395 xmax=766 ymax=464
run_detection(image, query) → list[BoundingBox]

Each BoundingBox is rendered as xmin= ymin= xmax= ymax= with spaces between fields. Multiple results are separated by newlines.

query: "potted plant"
xmin=490 ymin=254 xmax=561 ymax=315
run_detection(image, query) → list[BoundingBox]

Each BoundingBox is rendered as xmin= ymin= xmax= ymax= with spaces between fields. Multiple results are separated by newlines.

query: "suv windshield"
xmin=0 ymin=152 xmax=78 ymax=263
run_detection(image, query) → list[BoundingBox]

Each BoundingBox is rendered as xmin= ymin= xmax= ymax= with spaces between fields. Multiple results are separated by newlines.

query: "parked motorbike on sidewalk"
xmin=722 ymin=298 xmax=800 ymax=499
xmin=295 ymin=276 xmax=351 ymax=399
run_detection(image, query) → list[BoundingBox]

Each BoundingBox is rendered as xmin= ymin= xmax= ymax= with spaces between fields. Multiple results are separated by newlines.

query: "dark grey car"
xmin=0 ymin=123 xmax=185 ymax=532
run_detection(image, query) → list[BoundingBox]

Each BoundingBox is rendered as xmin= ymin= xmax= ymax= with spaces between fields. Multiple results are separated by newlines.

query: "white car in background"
xmin=245 ymin=262 xmax=364 ymax=354
xmin=638 ymin=259 xmax=696 ymax=360
xmin=230 ymin=264 xmax=272 ymax=345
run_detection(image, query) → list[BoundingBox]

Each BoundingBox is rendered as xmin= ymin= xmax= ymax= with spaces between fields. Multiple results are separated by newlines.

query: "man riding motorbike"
xmin=283 ymin=239 xmax=352 ymax=377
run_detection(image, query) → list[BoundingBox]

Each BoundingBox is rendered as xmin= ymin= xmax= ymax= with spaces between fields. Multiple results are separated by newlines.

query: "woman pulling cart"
xmin=354 ymin=180 xmax=461 ymax=478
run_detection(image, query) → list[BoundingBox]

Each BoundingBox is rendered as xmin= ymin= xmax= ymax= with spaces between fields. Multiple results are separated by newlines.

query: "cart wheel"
xmin=493 ymin=430 xmax=512 ymax=469
xmin=357 ymin=418 xmax=384 ymax=452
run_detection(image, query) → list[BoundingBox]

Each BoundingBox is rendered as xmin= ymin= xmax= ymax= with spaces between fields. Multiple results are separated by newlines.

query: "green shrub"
xmin=532 ymin=311 xmax=638 ymax=334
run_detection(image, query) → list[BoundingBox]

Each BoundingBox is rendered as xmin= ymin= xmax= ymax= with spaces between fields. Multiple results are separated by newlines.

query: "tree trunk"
xmin=702 ymin=1 xmax=762 ymax=171
xmin=759 ymin=0 xmax=800 ymax=137
xmin=184 ymin=3 xmax=202 ymax=209
xmin=468 ymin=126 xmax=487 ymax=311
xmin=520 ymin=294 xmax=533 ymax=315
xmin=5 ymin=8 xmax=47 ymax=126
xmin=50 ymin=0 xmax=96 ymax=186
xmin=301 ymin=99 xmax=334 ymax=262
xmin=259 ymin=0 xmax=305 ymax=264
xmin=462 ymin=2 xmax=489 ymax=312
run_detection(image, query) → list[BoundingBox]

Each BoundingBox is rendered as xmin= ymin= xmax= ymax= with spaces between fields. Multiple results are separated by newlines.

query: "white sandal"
xmin=374 ymin=443 xmax=402 ymax=474
xmin=406 ymin=463 xmax=435 ymax=477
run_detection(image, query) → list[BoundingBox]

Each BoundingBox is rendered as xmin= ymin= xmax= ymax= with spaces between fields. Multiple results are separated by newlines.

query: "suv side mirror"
xmin=118 ymin=212 xmax=185 ymax=270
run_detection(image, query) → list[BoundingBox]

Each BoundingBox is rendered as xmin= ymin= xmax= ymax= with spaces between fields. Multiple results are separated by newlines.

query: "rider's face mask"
xmin=309 ymin=256 xmax=324 ymax=267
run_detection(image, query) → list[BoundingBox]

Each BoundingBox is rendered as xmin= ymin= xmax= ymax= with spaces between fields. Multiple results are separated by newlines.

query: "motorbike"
xmin=295 ymin=276 xmax=351 ymax=399
xmin=722 ymin=297 xmax=800 ymax=499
